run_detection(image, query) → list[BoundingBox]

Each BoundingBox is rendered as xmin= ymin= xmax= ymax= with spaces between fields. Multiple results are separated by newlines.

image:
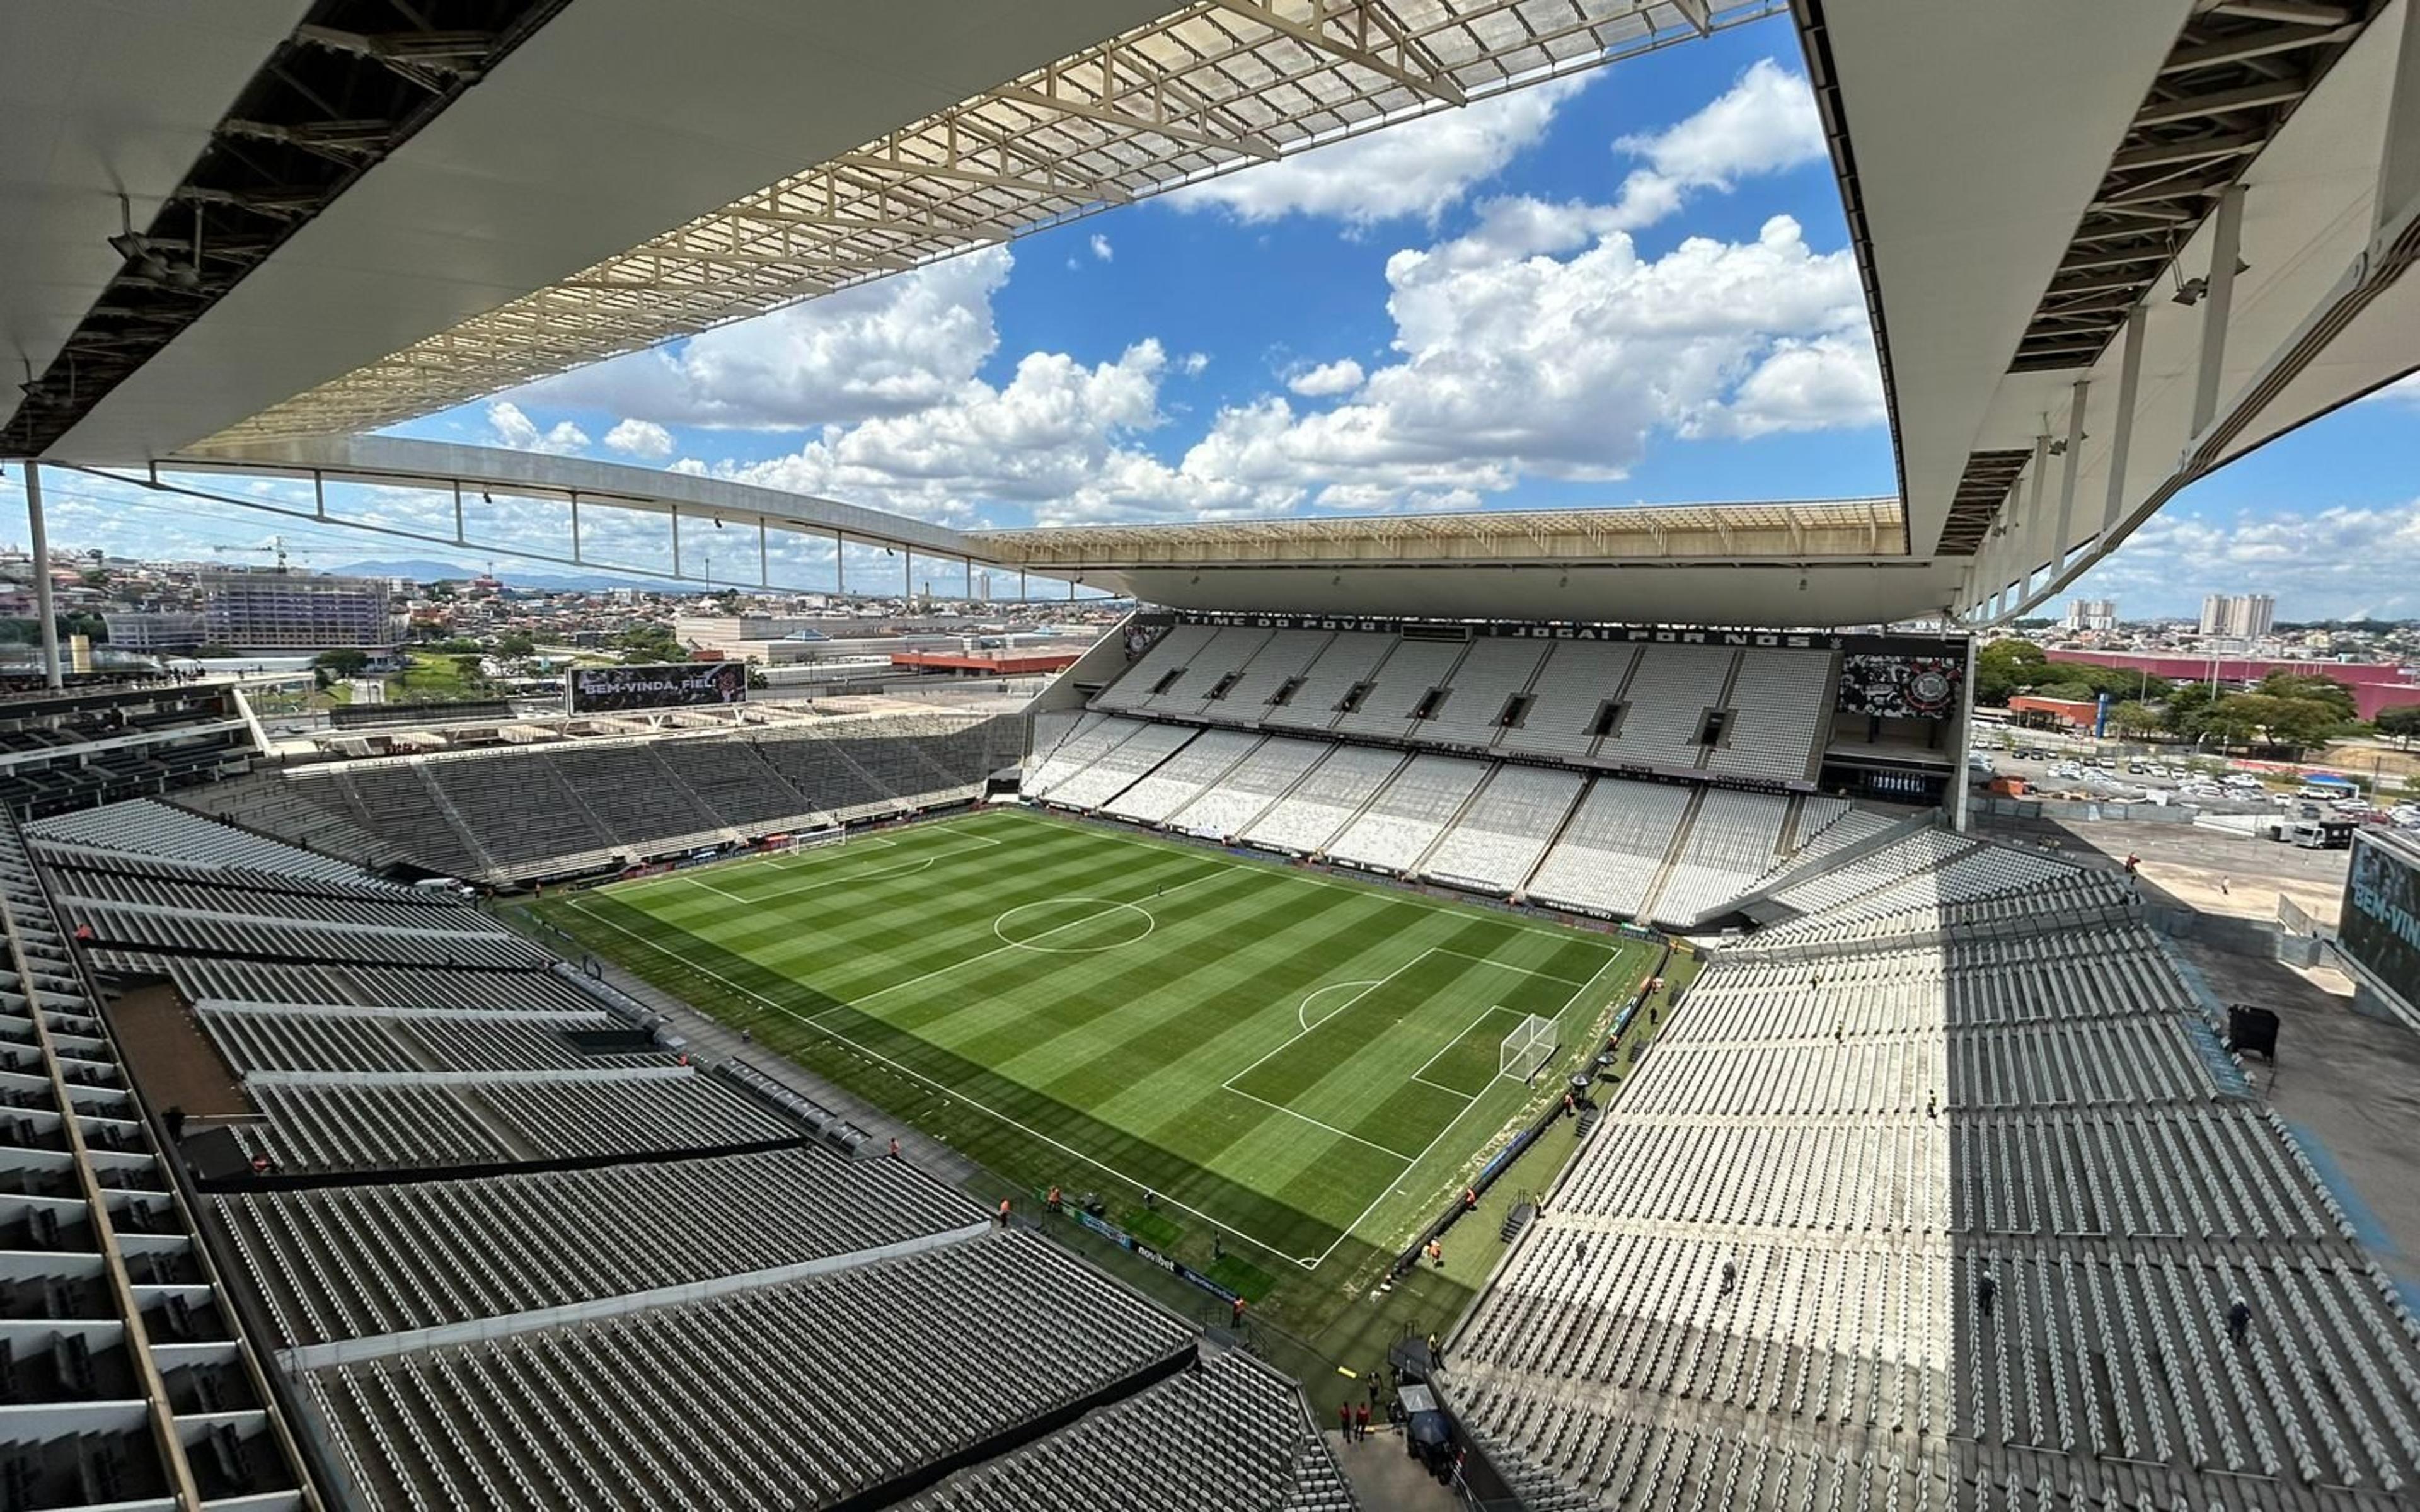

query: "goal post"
xmin=776 ymin=827 xmax=844 ymax=856
xmin=1499 ymin=1012 xmax=1557 ymax=1084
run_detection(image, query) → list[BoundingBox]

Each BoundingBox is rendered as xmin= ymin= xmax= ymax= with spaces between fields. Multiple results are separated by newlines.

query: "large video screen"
xmin=1836 ymin=652 xmax=1963 ymax=718
xmin=2341 ymin=830 xmax=2420 ymax=1013
xmin=565 ymin=662 xmax=747 ymax=713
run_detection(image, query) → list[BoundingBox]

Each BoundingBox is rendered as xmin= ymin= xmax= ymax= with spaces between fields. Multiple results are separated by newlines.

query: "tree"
xmin=1974 ymin=641 xmax=2051 ymax=706
xmin=2377 ymin=705 xmax=2420 ymax=750
xmin=493 ymin=631 xmax=536 ymax=658
xmin=2029 ymin=680 xmax=2098 ymax=704
xmin=451 ymin=655 xmax=488 ymax=685
xmin=311 ymin=649 xmax=370 ymax=677
xmin=2107 ymin=699 xmax=2162 ymax=736
xmin=2254 ymin=670 xmax=2356 ymax=724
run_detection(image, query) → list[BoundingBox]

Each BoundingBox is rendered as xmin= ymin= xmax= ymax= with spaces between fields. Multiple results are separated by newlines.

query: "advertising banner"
xmin=565 ymin=662 xmax=747 ymax=713
xmin=2341 ymin=830 xmax=2420 ymax=1015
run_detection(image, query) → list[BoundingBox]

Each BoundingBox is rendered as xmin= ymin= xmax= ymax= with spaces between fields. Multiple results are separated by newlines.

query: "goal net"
xmin=777 ymin=827 xmax=845 ymax=855
xmin=1499 ymin=1012 xmax=1557 ymax=1083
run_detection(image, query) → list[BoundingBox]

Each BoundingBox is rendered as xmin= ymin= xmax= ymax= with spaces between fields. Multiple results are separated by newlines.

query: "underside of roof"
xmin=205 ymin=0 xmax=1783 ymax=447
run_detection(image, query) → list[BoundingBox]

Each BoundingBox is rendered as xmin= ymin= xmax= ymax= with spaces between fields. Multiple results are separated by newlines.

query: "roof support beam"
xmin=2107 ymin=130 xmax=2266 ymax=173
xmin=1206 ymin=0 xmax=1468 ymax=106
xmin=2134 ymin=76 xmax=2312 ymax=125
xmin=2189 ymin=183 xmax=2247 ymax=437
xmin=832 ymin=152 xmax=1131 ymax=205
xmin=2158 ymin=21 xmax=2361 ymax=74
xmin=991 ymin=85 xmax=1279 ymax=161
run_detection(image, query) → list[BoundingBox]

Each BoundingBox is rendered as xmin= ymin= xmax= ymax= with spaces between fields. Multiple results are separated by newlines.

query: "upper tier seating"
xmin=1496 ymin=641 xmax=1637 ymax=760
xmin=299 ymin=1232 xmax=1198 ymax=1512
xmin=1263 ymin=634 xmax=1393 ymax=734
xmin=1197 ymin=630 xmax=1334 ymax=728
xmin=1095 ymin=624 xmax=1214 ymax=712
xmin=1596 ymin=643 xmax=1736 ymax=769
xmin=1705 ymin=646 xmax=1834 ymax=782
xmin=1417 ymin=638 xmax=1547 ymax=747
xmin=1330 ymin=638 xmax=1468 ymax=741
xmin=1136 ymin=626 xmax=1270 ymax=718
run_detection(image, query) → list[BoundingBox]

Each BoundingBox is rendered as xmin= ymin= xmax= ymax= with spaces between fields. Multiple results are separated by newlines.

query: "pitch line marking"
xmin=1432 ymin=948 xmax=1591 ymax=987
xmin=1223 ymin=951 xmax=1427 ymax=1089
xmin=1298 ymin=979 xmax=1382 ymax=1034
xmin=562 ymin=884 xmax=1311 ymax=1268
xmin=1223 ymin=1085 xmax=1422 ymax=1162
xmin=826 ymin=864 xmax=1231 ymax=1011
xmin=993 ymin=898 xmax=1156 ymax=953
xmin=1308 ymin=941 xmax=1631 ymax=1273
xmin=1407 ymin=1002 xmax=1522 ymax=1098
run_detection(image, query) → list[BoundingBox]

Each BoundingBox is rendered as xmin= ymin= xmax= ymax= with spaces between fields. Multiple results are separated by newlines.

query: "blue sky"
xmin=10 ymin=17 xmax=2419 ymax=617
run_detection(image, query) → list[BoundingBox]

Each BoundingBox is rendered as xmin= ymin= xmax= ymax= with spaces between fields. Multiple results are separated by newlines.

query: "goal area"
xmin=1499 ymin=1012 xmax=1557 ymax=1083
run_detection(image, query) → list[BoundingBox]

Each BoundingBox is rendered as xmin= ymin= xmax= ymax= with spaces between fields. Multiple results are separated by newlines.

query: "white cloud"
xmin=507 ymin=249 xmax=1010 ymax=430
xmin=1168 ymin=77 xmax=1587 ymax=227
xmin=1613 ymin=57 xmax=1825 ymax=208
xmin=485 ymin=401 xmax=589 ymax=455
xmin=2072 ymin=502 xmax=2420 ymax=619
xmin=2363 ymin=370 xmax=2420 ymax=407
xmin=448 ymin=62 xmax=1873 ymax=532
xmin=602 ymin=418 xmax=675 ymax=461
xmin=1288 ymin=359 xmax=1365 ymax=398
xmin=1090 ymin=233 xmax=1114 ymax=262
xmin=1710 ymin=333 xmax=1884 ymax=438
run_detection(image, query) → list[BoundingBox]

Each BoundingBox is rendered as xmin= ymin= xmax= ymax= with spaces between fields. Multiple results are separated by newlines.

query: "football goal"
xmin=1499 ymin=1012 xmax=1558 ymax=1083
xmin=776 ymin=827 xmax=845 ymax=856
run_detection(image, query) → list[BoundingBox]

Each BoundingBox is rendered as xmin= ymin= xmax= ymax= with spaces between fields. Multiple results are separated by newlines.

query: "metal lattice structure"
xmin=962 ymin=496 xmax=1904 ymax=566
xmin=214 ymin=0 xmax=1785 ymax=445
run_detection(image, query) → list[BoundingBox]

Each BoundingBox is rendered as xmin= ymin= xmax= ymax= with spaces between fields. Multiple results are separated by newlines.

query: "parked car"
xmin=2126 ymin=761 xmax=2147 ymax=774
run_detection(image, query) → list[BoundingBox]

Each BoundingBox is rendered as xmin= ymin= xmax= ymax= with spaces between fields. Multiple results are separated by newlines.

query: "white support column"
xmin=902 ymin=549 xmax=912 ymax=604
xmin=758 ymin=518 xmax=770 ymax=588
xmin=2380 ymin=0 xmax=2420 ymax=231
xmin=835 ymin=530 xmax=846 ymax=595
xmin=23 ymin=462 xmax=60 ymax=689
xmin=2189 ymin=184 xmax=2245 ymax=440
xmin=2054 ymin=379 xmax=2090 ymax=571
xmin=2020 ymin=429 xmax=2053 ymax=598
xmin=2101 ymin=304 xmax=2147 ymax=536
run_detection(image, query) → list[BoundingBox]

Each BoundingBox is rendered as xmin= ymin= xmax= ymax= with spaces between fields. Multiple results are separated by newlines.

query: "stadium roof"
xmin=8 ymin=0 xmax=2420 ymax=627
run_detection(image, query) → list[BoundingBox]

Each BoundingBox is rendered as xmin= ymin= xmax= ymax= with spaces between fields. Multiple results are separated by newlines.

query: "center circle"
xmin=993 ymin=897 xmax=1156 ymax=953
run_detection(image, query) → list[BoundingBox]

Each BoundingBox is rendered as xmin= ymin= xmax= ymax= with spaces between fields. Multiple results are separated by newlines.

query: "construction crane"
xmin=209 ymin=534 xmax=296 ymax=572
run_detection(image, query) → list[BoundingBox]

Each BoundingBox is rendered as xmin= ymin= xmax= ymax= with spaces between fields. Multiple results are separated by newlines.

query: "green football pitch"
xmin=550 ymin=808 xmax=1654 ymax=1275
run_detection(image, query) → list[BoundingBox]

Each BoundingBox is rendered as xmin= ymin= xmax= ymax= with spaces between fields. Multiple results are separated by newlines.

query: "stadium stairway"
xmin=406 ymin=761 xmax=497 ymax=876
xmin=1628 ymin=786 xmax=1705 ymax=924
xmin=1686 ymin=648 xmax=1746 ymax=772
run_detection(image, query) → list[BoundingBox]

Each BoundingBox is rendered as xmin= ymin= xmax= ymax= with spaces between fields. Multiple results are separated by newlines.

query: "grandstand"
xmin=176 ymin=707 xmax=1029 ymax=885
xmin=1439 ymin=841 xmax=2420 ymax=1511
xmin=1020 ymin=615 xmax=1956 ymax=931
xmin=26 ymin=797 xmax=1349 ymax=1511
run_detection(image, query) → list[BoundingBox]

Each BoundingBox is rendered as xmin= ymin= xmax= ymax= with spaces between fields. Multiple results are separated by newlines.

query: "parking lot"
xmin=1968 ymin=734 xmax=2409 ymax=825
